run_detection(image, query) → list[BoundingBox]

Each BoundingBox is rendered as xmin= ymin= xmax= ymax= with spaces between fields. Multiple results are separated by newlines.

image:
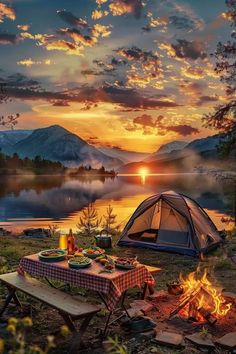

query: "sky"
xmin=0 ymin=0 xmax=232 ymax=152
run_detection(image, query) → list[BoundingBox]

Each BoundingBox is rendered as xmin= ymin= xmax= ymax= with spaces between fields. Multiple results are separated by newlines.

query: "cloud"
xmin=197 ymin=95 xmax=218 ymax=106
xmin=0 ymin=32 xmax=19 ymax=44
xmin=181 ymin=66 xmax=204 ymax=79
xmin=4 ymin=72 xmax=179 ymax=110
xmin=80 ymin=69 xmax=104 ymax=76
xmin=133 ymin=114 xmax=164 ymax=128
xmin=0 ymin=2 xmax=15 ymax=22
xmin=58 ymin=28 xmax=97 ymax=46
xmin=57 ymin=10 xmax=88 ymax=28
xmin=38 ymin=38 xmax=83 ymax=56
xmin=17 ymin=58 xmax=52 ymax=67
xmin=91 ymin=23 xmax=112 ymax=38
xmin=169 ymin=15 xmax=204 ymax=32
xmin=172 ymin=39 xmax=207 ymax=60
xmin=52 ymin=100 xmax=70 ymax=106
xmin=167 ymin=124 xmax=199 ymax=136
xmin=109 ymin=0 xmax=144 ymax=18
xmin=91 ymin=9 xmax=109 ymax=20
xmin=17 ymin=24 xmax=30 ymax=31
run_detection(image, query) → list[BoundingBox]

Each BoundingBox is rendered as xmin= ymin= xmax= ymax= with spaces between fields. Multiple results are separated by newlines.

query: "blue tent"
xmin=117 ymin=191 xmax=223 ymax=256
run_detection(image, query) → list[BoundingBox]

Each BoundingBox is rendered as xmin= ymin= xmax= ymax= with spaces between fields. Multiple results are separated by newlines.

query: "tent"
xmin=117 ymin=190 xmax=223 ymax=256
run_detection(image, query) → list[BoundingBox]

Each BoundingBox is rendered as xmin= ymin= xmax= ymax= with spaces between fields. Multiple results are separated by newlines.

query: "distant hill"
xmin=0 ymin=129 xmax=33 ymax=152
xmin=98 ymin=147 xmax=149 ymax=163
xmin=119 ymin=133 xmax=229 ymax=173
xmin=145 ymin=140 xmax=187 ymax=162
xmin=3 ymin=125 xmax=123 ymax=169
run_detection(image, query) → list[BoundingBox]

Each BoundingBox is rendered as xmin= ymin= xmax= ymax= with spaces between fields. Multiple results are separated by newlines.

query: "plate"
xmin=38 ymin=249 xmax=66 ymax=262
xmin=115 ymin=262 xmax=136 ymax=270
xmin=83 ymin=247 xmax=105 ymax=259
xmin=68 ymin=257 xmax=92 ymax=269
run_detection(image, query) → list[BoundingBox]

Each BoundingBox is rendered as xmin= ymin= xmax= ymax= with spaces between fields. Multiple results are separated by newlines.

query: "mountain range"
xmin=0 ymin=125 xmax=229 ymax=171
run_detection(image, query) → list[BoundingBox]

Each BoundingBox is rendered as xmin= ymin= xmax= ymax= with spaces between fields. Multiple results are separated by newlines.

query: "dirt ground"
xmin=0 ymin=231 xmax=236 ymax=353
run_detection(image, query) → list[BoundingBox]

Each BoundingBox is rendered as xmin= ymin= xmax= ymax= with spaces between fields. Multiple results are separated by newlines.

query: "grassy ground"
xmin=0 ymin=230 xmax=236 ymax=353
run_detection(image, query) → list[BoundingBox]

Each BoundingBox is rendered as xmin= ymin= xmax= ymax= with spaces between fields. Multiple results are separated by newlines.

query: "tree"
xmin=76 ymin=203 xmax=101 ymax=237
xmin=102 ymin=205 xmax=118 ymax=235
xmin=0 ymin=82 xmax=19 ymax=129
xmin=203 ymin=0 xmax=236 ymax=157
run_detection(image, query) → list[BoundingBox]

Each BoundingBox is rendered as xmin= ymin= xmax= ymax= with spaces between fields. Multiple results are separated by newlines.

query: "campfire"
xmin=170 ymin=269 xmax=232 ymax=324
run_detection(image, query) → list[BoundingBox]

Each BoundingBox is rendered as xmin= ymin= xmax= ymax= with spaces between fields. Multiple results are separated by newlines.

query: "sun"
xmin=139 ymin=167 xmax=149 ymax=176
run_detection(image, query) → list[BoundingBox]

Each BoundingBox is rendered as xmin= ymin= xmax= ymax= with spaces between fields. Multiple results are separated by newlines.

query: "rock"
xmin=136 ymin=329 xmax=156 ymax=340
xmin=154 ymin=331 xmax=184 ymax=348
xmin=215 ymin=332 xmax=236 ymax=349
xmin=185 ymin=333 xmax=215 ymax=349
xmin=126 ymin=308 xmax=143 ymax=318
xmin=222 ymin=291 xmax=236 ymax=303
xmin=0 ymin=227 xmax=11 ymax=236
xmin=23 ymin=228 xmax=51 ymax=238
xmin=130 ymin=300 xmax=154 ymax=315
xmin=148 ymin=290 xmax=168 ymax=301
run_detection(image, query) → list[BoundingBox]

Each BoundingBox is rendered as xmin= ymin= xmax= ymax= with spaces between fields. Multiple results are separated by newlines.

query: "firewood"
xmin=197 ymin=307 xmax=217 ymax=325
xmin=169 ymin=287 xmax=202 ymax=318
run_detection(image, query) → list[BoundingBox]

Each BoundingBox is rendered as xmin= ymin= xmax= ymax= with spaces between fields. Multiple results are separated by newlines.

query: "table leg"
xmin=0 ymin=288 xmax=16 ymax=317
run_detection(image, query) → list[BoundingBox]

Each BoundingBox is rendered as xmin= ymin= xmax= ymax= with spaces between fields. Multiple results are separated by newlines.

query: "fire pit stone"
xmin=130 ymin=300 xmax=154 ymax=315
xmin=148 ymin=290 xmax=168 ymax=301
xmin=215 ymin=332 xmax=236 ymax=349
xmin=185 ymin=333 xmax=215 ymax=349
xmin=222 ymin=291 xmax=236 ymax=303
xmin=154 ymin=331 xmax=184 ymax=348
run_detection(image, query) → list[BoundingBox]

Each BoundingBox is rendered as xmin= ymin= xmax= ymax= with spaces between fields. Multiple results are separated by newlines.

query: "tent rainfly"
xmin=117 ymin=190 xmax=223 ymax=256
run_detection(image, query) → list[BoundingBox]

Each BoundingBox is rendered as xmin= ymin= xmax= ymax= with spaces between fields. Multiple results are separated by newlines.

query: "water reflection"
xmin=0 ymin=174 xmax=235 ymax=233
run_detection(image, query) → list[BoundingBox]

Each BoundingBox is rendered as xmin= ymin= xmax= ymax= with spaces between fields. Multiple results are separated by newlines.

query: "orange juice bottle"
xmin=67 ymin=229 xmax=75 ymax=255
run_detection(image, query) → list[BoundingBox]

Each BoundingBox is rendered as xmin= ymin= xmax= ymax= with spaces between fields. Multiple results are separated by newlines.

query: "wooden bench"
xmin=0 ymin=272 xmax=100 ymax=351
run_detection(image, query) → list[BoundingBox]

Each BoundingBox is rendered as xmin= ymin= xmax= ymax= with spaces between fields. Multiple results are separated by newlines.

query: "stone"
xmin=126 ymin=308 xmax=143 ymax=318
xmin=185 ymin=333 xmax=215 ymax=349
xmin=154 ymin=331 xmax=184 ymax=348
xmin=148 ymin=290 xmax=168 ymax=301
xmin=215 ymin=332 xmax=236 ymax=349
xmin=130 ymin=300 xmax=154 ymax=315
xmin=222 ymin=291 xmax=236 ymax=303
xmin=137 ymin=329 xmax=156 ymax=340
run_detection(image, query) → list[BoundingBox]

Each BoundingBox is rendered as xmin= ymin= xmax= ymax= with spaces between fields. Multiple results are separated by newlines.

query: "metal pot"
xmin=95 ymin=229 xmax=112 ymax=249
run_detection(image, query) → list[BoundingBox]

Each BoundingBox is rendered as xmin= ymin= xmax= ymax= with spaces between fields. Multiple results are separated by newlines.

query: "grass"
xmin=0 ymin=231 xmax=236 ymax=353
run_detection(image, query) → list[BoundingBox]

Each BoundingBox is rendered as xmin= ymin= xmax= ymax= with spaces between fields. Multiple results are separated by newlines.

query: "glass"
xmin=59 ymin=234 xmax=68 ymax=250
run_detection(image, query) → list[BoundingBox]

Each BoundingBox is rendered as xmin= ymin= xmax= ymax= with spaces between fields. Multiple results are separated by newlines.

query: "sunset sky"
xmin=0 ymin=0 xmax=231 ymax=152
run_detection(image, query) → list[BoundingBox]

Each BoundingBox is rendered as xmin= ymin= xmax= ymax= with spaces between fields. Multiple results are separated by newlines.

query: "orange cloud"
xmin=92 ymin=23 xmax=112 ymax=38
xmin=91 ymin=9 xmax=109 ymax=20
xmin=17 ymin=24 xmax=30 ymax=31
xmin=17 ymin=58 xmax=52 ymax=67
xmin=0 ymin=2 xmax=15 ymax=22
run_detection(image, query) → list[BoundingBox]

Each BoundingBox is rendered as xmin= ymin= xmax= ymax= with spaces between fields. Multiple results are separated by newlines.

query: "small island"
xmin=0 ymin=151 xmax=117 ymax=177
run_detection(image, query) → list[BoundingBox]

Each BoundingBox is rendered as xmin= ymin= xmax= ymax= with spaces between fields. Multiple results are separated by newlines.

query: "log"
xmin=169 ymin=287 xmax=202 ymax=318
xmin=197 ymin=307 xmax=217 ymax=325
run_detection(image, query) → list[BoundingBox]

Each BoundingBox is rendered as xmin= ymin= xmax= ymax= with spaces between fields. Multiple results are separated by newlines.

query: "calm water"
xmin=0 ymin=173 xmax=235 ymax=233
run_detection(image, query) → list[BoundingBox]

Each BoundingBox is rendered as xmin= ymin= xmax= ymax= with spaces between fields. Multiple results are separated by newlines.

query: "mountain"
xmin=0 ymin=129 xmax=33 ymax=152
xmin=145 ymin=140 xmax=187 ymax=162
xmin=119 ymin=133 xmax=227 ymax=173
xmin=8 ymin=125 xmax=123 ymax=169
xmin=98 ymin=147 xmax=149 ymax=163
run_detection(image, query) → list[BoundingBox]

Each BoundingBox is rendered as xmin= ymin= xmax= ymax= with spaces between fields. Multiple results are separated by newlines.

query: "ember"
xmin=171 ymin=269 xmax=232 ymax=323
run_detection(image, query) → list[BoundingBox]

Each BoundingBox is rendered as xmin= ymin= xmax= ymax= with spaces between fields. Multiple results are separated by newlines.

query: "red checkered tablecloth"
xmin=19 ymin=254 xmax=155 ymax=311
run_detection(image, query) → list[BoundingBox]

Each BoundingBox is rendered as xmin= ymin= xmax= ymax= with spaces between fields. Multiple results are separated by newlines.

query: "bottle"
xmin=67 ymin=228 xmax=75 ymax=255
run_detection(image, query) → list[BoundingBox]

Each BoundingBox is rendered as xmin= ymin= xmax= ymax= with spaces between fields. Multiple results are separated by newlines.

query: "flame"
xmin=179 ymin=268 xmax=232 ymax=321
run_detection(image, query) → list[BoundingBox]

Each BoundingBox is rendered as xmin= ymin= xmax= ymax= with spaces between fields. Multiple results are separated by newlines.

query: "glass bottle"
xmin=67 ymin=228 xmax=75 ymax=255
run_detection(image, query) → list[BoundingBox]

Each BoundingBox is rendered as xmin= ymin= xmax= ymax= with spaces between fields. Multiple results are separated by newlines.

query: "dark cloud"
xmin=52 ymin=100 xmax=70 ymax=106
xmin=3 ymin=72 xmax=179 ymax=109
xmin=117 ymin=46 xmax=159 ymax=63
xmin=133 ymin=114 xmax=164 ymax=128
xmin=58 ymin=28 xmax=96 ymax=47
xmin=167 ymin=124 xmax=199 ymax=136
xmin=57 ymin=10 xmax=88 ymax=28
xmin=172 ymin=39 xmax=207 ymax=60
xmin=81 ymin=69 xmax=104 ymax=76
xmin=169 ymin=15 xmax=203 ymax=32
xmin=0 ymin=32 xmax=19 ymax=44
xmin=198 ymin=95 xmax=218 ymax=105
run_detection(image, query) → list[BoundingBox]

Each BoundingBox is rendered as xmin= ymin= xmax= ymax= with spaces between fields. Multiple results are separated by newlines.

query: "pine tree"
xmin=77 ymin=203 xmax=101 ymax=236
xmin=102 ymin=205 xmax=118 ymax=235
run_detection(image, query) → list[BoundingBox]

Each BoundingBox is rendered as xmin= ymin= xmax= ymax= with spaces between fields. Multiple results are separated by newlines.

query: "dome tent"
xmin=117 ymin=191 xmax=223 ymax=256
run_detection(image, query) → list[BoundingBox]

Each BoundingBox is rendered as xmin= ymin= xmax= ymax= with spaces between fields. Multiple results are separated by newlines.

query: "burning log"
xmin=197 ymin=307 xmax=217 ymax=325
xmin=169 ymin=288 xmax=202 ymax=318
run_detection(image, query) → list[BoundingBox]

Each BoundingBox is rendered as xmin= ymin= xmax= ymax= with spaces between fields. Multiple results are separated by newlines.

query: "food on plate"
xmin=41 ymin=250 xmax=62 ymax=257
xmin=115 ymin=257 xmax=138 ymax=269
xmin=74 ymin=251 xmax=84 ymax=257
xmin=83 ymin=246 xmax=105 ymax=258
xmin=68 ymin=256 xmax=92 ymax=268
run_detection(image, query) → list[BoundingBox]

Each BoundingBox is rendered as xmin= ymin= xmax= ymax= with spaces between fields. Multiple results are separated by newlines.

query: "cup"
xmin=59 ymin=234 xmax=67 ymax=250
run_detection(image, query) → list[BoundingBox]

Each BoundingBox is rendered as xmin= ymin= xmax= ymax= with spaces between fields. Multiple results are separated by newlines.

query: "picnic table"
xmin=18 ymin=254 xmax=161 ymax=334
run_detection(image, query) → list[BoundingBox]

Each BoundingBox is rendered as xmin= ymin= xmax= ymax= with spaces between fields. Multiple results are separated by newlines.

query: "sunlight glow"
xmin=139 ymin=167 xmax=149 ymax=176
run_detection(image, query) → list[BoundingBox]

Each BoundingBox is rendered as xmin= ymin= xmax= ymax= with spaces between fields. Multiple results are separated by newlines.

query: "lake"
xmin=0 ymin=173 xmax=235 ymax=234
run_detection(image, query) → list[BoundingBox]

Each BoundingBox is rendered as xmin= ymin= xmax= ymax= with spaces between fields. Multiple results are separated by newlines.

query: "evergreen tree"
xmin=102 ymin=205 xmax=118 ymax=235
xmin=203 ymin=0 xmax=236 ymax=157
xmin=76 ymin=203 xmax=101 ymax=236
